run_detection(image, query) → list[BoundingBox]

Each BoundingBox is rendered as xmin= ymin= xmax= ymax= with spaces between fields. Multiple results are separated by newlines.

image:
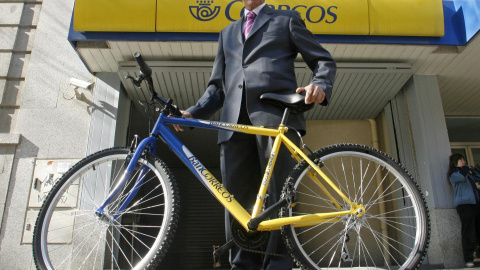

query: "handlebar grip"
xmin=171 ymin=105 xmax=184 ymax=118
xmin=133 ymin=52 xmax=152 ymax=77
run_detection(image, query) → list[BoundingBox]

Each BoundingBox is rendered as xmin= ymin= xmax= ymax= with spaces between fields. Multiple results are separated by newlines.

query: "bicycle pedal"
xmin=213 ymin=240 xmax=234 ymax=268
xmin=213 ymin=245 xmax=222 ymax=268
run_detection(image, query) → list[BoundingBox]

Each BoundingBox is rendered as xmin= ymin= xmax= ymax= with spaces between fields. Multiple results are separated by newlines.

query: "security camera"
xmin=70 ymin=78 xmax=93 ymax=90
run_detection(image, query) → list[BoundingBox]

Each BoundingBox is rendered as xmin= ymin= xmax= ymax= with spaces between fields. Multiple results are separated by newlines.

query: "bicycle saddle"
xmin=259 ymin=92 xmax=314 ymax=113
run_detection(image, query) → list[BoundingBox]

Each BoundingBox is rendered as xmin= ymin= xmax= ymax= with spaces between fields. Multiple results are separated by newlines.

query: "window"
xmin=451 ymin=143 xmax=480 ymax=170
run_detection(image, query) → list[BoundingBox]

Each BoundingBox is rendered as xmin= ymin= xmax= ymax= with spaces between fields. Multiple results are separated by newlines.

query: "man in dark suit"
xmin=177 ymin=0 xmax=336 ymax=268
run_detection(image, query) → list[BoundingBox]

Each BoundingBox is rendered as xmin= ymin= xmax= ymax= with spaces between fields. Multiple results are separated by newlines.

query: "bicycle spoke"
xmin=364 ymin=219 xmax=405 ymax=267
xmin=299 ymin=181 xmax=341 ymax=211
xmin=110 ymin=223 xmax=144 ymax=263
xmin=340 ymin=156 xmax=353 ymax=201
xmin=315 ymin=231 xmax=343 ymax=265
xmin=366 ymin=193 xmax=411 ymax=210
xmin=111 ymin=219 xmax=160 ymax=242
xmin=46 ymin=219 xmax=94 ymax=244
xmin=106 ymin=228 xmax=134 ymax=269
xmin=358 ymin=232 xmax=379 ymax=269
xmin=55 ymin=222 xmax=104 ymax=268
xmin=323 ymin=160 xmax=349 ymax=202
xmin=366 ymin=213 xmax=417 ymax=230
xmin=77 ymin=228 xmax=107 ymax=270
xmin=349 ymin=157 xmax=357 ymax=203
xmin=297 ymin=217 xmax=342 ymax=245
xmin=365 ymin=185 xmax=408 ymax=211
xmin=359 ymin=164 xmax=382 ymax=203
xmin=369 ymin=205 xmax=415 ymax=218
xmin=114 ymin=186 xmax=165 ymax=218
xmin=34 ymin=149 xmax=179 ymax=270
xmin=364 ymin=173 xmax=398 ymax=209
xmin=104 ymin=234 xmax=123 ymax=270
xmin=281 ymin=145 xmax=428 ymax=270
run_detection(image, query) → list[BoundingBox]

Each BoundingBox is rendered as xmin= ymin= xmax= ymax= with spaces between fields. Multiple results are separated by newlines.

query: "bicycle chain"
xmin=231 ymin=238 xmax=287 ymax=258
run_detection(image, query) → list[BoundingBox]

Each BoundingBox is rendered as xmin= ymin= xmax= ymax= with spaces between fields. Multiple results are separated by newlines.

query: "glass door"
xmin=472 ymin=148 xmax=480 ymax=170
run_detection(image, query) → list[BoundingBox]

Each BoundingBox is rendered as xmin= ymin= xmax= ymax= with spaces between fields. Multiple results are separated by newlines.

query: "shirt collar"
xmin=244 ymin=2 xmax=266 ymax=18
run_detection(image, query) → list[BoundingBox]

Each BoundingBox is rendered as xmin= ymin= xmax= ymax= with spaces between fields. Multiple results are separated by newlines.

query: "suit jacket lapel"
xmin=232 ymin=19 xmax=243 ymax=45
xmin=246 ymin=5 xmax=273 ymax=41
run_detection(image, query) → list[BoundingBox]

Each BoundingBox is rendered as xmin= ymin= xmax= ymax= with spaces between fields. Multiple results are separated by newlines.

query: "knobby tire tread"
xmin=280 ymin=143 xmax=430 ymax=270
xmin=32 ymin=147 xmax=180 ymax=270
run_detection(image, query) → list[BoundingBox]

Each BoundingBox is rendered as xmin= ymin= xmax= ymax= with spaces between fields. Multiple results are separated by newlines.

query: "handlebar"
xmin=130 ymin=52 xmax=183 ymax=118
xmin=133 ymin=52 xmax=152 ymax=77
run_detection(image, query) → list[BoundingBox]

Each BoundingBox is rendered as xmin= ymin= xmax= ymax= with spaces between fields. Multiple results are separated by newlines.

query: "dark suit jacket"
xmin=187 ymin=5 xmax=336 ymax=143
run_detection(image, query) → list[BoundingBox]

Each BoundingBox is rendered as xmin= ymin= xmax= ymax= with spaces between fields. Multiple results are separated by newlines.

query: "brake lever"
xmin=163 ymin=99 xmax=183 ymax=117
xmin=125 ymin=74 xmax=144 ymax=87
xmin=171 ymin=104 xmax=183 ymax=117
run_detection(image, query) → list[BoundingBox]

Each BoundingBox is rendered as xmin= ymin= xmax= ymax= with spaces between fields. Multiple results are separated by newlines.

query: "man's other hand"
xmin=172 ymin=110 xmax=193 ymax=132
xmin=296 ymin=84 xmax=326 ymax=104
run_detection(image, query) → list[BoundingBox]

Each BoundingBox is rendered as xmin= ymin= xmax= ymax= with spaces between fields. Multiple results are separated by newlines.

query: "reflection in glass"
xmin=472 ymin=148 xmax=480 ymax=170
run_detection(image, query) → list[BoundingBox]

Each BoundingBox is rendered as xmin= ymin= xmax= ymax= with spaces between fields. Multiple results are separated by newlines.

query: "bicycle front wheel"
xmin=32 ymin=147 xmax=179 ymax=270
xmin=281 ymin=144 xmax=429 ymax=270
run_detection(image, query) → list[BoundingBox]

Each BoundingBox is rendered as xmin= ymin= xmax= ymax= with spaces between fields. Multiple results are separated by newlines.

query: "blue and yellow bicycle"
xmin=33 ymin=53 xmax=430 ymax=270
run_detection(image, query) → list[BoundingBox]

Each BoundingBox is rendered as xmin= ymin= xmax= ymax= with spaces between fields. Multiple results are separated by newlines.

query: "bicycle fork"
xmin=95 ymin=136 xmax=156 ymax=221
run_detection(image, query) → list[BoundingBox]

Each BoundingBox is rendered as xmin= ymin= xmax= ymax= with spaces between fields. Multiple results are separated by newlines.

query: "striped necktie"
xmin=243 ymin=12 xmax=257 ymax=39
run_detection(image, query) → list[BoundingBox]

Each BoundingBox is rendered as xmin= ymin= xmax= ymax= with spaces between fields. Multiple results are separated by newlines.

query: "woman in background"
xmin=448 ymin=153 xmax=480 ymax=268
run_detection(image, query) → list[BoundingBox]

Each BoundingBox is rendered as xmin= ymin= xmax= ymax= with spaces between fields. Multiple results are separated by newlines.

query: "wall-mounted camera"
xmin=70 ymin=78 xmax=94 ymax=99
xmin=70 ymin=78 xmax=93 ymax=90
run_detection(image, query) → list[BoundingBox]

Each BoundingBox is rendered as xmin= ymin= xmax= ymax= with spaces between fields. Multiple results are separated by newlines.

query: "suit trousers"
xmin=220 ymin=99 xmax=298 ymax=270
xmin=456 ymin=203 xmax=480 ymax=263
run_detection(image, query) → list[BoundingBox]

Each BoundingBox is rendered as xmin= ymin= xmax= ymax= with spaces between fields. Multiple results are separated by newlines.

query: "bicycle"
xmin=32 ymin=52 xmax=430 ymax=270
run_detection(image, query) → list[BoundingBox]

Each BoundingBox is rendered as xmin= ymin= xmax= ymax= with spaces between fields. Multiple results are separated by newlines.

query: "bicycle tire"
xmin=280 ymin=144 xmax=430 ymax=270
xmin=32 ymin=147 xmax=179 ymax=270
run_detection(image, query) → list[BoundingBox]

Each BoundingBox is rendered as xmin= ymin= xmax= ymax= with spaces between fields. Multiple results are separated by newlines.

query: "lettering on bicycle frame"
xmin=262 ymin=151 xmax=276 ymax=186
xmin=207 ymin=121 xmax=249 ymax=130
xmin=187 ymin=154 xmax=234 ymax=202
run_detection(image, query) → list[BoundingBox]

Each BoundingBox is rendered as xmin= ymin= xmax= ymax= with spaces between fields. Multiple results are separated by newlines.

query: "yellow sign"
xmin=368 ymin=0 xmax=445 ymax=36
xmin=73 ymin=0 xmax=444 ymax=37
xmin=73 ymin=0 xmax=156 ymax=32
xmin=157 ymin=0 xmax=369 ymax=35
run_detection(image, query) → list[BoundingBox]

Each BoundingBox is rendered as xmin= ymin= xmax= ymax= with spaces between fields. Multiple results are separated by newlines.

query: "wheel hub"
xmin=95 ymin=211 xmax=116 ymax=225
xmin=340 ymin=203 xmax=368 ymax=238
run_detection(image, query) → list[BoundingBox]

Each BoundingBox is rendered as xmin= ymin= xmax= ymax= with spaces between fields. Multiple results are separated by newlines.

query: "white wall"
xmin=0 ymin=0 xmax=93 ymax=268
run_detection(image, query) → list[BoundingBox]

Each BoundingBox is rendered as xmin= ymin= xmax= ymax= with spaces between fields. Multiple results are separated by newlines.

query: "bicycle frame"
xmin=96 ymin=110 xmax=365 ymax=231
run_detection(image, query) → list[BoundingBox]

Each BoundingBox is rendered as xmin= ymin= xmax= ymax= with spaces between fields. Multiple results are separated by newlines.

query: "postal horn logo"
xmin=190 ymin=0 xmax=221 ymax=21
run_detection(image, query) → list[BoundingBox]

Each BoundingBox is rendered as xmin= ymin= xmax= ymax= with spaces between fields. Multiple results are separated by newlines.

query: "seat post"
xmin=280 ymin=107 xmax=290 ymax=125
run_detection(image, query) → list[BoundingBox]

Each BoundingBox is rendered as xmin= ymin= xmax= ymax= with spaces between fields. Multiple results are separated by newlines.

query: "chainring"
xmin=230 ymin=219 xmax=270 ymax=250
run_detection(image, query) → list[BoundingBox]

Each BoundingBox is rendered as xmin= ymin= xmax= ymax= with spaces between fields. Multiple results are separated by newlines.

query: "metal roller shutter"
xmin=157 ymin=168 xmax=230 ymax=269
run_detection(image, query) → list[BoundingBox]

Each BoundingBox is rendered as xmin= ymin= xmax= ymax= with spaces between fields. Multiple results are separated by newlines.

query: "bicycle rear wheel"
xmin=281 ymin=144 xmax=429 ymax=270
xmin=32 ymin=147 xmax=179 ymax=270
